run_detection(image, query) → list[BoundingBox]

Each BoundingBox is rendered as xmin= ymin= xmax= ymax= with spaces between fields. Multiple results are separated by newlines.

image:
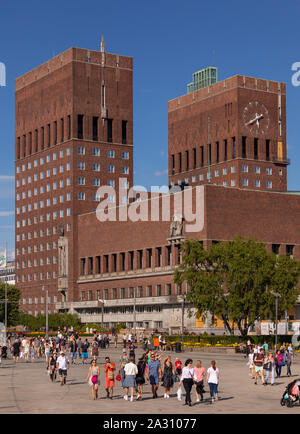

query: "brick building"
xmin=15 ymin=43 xmax=300 ymax=333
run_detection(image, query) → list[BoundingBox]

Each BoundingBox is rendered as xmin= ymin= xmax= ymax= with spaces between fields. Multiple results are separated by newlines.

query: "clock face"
xmin=243 ymin=101 xmax=270 ymax=135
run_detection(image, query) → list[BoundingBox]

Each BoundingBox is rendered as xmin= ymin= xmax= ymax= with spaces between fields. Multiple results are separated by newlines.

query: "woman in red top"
xmin=104 ymin=356 xmax=115 ymax=399
xmin=175 ymin=358 xmax=182 ymax=381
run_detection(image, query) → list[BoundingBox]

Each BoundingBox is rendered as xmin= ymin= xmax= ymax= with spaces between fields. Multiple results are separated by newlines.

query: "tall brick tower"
xmin=15 ymin=40 xmax=133 ymax=314
xmin=168 ymin=73 xmax=288 ymax=192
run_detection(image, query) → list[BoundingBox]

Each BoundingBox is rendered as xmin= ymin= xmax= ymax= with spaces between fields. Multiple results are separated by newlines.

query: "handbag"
xmin=177 ymin=387 xmax=182 ymax=401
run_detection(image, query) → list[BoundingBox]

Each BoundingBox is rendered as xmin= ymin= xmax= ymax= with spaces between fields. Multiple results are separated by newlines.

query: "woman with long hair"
xmin=194 ymin=360 xmax=205 ymax=402
xmin=206 ymin=360 xmax=220 ymax=403
xmin=136 ymin=356 xmax=146 ymax=400
xmin=86 ymin=359 xmax=100 ymax=400
xmin=162 ymin=356 xmax=175 ymax=399
xmin=180 ymin=359 xmax=197 ymax=406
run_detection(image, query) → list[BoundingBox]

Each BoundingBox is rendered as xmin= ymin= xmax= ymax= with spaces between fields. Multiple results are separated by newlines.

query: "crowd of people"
xmin=247 ymin=341 xmax=294 ymax=386
xmin=1 ymin=330 xmax=298 ymax=406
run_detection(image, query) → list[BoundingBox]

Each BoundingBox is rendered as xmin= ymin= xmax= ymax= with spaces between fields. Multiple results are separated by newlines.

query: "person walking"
xmin=194 ymin=360 xmax=206 ymax=402
xmin=136 ymin=356 xmax=146 ymax=400
xmin=114 ymin=334 xmax=118 ymax=348
xmin=285 ymin=349 xmax=292 ymax=377
xmin=104 ymin=356 xmax=115 ymax=399
xmin=56 ymin=351 xmax=69 ymax=386
xmin=77 ymin=338 xmax=83 ymax=360
xmin=248 ymin=348 xmax=255 ymax=378
xmin=162 ymin=356 xmax=174 ymax=399
xmin=24 ymin=338 xmax=30 ymax=363
xmin=44 ymin=341 xmax=51 ymax=364
xmin=118 ymin=350 xmax=129 ymax=388
xmin=264 ymin=351 xmax=275 ymax=386
xmin=206 ymin=360 xmax=220 ymax=403
xmin=123 ymin=357 xmax=138 ymax=402
xmin=86 ymin=359 xmax=100 ymax=400
xmin=81 ymin=340 xmax=89 ymax=364
xmin=91 ymin=340 xmax=99 ymax=359
xmin=275 ymin=350 xmax=284 ymax=378
xmin=48 ymin=352 xmax=58 ymax=382
xmin=180 ymin=359 xmax=197 ymax=406
xmin=128 ymin=342 xmax=136 ymax=363
xmin=253 ymin=348 xmax=265 ymax=385
xmin=12 ymin=339 xmax=21 ymax=363
xmin=69 ymin=339 xmax=78 ymax=364
xmin=147 ymin=352 xmax=162 ymax=399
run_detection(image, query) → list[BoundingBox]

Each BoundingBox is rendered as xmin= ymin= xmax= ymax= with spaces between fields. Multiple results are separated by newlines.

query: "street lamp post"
xmin=270 ymin=291 xmax=281 ymax=354
xmin=98 ymin=299 xmax=105 ymax=330
xmin=133 ymin=287 xmax=136 ymax=337
xmin=42 ymin=286 xmax=49 ymax=340
xmin=181 ymin=292 xmax=185 ymax=352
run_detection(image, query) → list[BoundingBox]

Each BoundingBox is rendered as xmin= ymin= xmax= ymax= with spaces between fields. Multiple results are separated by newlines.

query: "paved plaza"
xmin=0 ymin=346 xmax=299 ymax=414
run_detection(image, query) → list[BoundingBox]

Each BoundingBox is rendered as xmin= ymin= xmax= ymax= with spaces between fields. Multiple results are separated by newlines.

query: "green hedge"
xmin=165 ymin=335 xmax=292 ymax=346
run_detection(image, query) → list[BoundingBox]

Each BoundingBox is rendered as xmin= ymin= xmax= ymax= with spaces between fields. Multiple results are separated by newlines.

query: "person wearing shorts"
xmin=104 ymin=357 xmax=115 ymax=399
xmin=254 ymin=348 xmax=265 ymax=385
xmin=147 ymin=353 xmax=162 ymax=398
xmin=81 ymin=342 xmax=88 ymax=364
xmin=56 ymin=351 xmax=69 ymax=386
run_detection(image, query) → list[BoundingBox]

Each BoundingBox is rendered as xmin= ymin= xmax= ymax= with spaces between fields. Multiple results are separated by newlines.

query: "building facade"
xmin=15 ymin=43 xmax=300 ymax=333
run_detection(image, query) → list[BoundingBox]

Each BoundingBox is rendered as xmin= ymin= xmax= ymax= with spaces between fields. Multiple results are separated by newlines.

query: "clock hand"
xmin=246 ymin=113 xmax=264 ymax=126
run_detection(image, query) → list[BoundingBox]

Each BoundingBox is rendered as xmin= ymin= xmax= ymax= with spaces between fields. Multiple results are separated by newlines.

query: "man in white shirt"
xmin=123 ymin=358 xmax=138 ymax=402
xmin=56 ymin=351 xmax=69 ymax=386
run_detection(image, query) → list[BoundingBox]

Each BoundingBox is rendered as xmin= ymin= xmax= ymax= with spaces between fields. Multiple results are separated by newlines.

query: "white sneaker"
xmin=164 ymin=393 xmax=167 ymax=398
xmin=130 ymin=396 xmax=134 ymax=402
xmin=215 ymin=395 xmax=218 ymax=401
xmin=166 ymin=394 xmax=170 ymax=399
xmin=124 ymin=395 xmax=128 ymax=401
xmin=196 ymin=398 xmax=200 ymax=402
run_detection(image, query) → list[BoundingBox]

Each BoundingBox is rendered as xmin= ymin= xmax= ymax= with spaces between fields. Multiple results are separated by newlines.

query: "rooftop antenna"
xmin=100 ymin=35 xmax=105 ymax=53
xmin=212 ymin=49 xmax=215 ymax=67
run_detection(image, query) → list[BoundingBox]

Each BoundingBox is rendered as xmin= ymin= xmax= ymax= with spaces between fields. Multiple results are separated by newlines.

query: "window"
xmin=107 ymin=150 xmax=115 ymax=158
xmin=93 ymin=117 xmax=98 ymax=141
xmin=122 ymin=120 xmax=127 ymax=144
xmin=108 ymin=165 xmax=115 ymax=173
xmin=266 ymin=181 xmax=272 ymax=189
xmin=122 ymin=151 xmax=129 ymax=160
xmin=223 ymin=168 xmax=228 ymax=175
xmin=242 ymin=165 xmax=248 ymax=172
xmin=231 ymin=166 xmax=236 ymax=174
xmin=78 ymin=146 xmax=85 ymax=155
xmin=107 ymin=119 xmax=113 ymax=142
xmin=122 ymin=166 xmax=129 ymax=175
xmin=93 ymin=178 xmax=100 ymax=186
xmin=242 ymin=136 xmax=247 ymax=158
xmin=266 ymin=139 xmax=270 ymax=161
xmin=231 ymin=179 xmax=236 ymax=187
xmin=286 ymin=245 xmax=294 ymax=257
xmin=166 ymin=283 xmax=172 ymax=296
xmin=92 ymin=148 xmax=100 ymax=156
xmin=78 ymin=177 xmax=85 ymax=185
xmin=254 ymin=179 xmax=260 ymax=188
xmin=254 ymin=166 xmax=260 ymax=174
xmin=254 ymin=138 xmax=258 ymax=160
xmin=92 ymin=163 xmax=100 ymax=171
xmin=242 ymin=178 xmax=248 ymax=186
xmin=78 ymin=161 xmax=85 ymax=170
xmin=266 ymin=168 xmax=272 ymax=175
xmin=78 ymin=192 xmax=85 ymax=200
xmin=77 ymin=115 xmax=84 ymax=139
xmin=108 ymin=180 xmax=115 ymax=187
xmin=272 ymin=244 xmax=280 ymax=255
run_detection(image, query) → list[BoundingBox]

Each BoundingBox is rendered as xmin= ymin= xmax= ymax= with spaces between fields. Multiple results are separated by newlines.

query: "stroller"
xmin=1 ymin=345 xmax=7 ymax=359
xmin=280 ymin=379 xmax=300 ymax=407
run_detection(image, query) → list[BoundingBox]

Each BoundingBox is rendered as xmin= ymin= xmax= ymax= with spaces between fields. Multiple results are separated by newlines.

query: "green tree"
xmin=0 ymin=283 xmax=20 ymax=326
xmin=174 ymin=238 xmax=300 ymax=337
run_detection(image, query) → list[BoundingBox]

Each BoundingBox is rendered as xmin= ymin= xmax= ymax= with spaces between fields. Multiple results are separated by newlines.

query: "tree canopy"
xmin=0 ymin=283 xmax=20 ymax=326
xmin=174 ymin=237 xmax=300 ymax=336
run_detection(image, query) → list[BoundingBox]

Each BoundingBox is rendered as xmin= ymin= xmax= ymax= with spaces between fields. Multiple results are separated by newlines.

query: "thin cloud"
xmin=0 ymin=211 xmax=14 ymax=216
xmin=0 ymin=176 xmax=14 ymax=180
xmin=154 ymin=169 xmax=168 ymax=177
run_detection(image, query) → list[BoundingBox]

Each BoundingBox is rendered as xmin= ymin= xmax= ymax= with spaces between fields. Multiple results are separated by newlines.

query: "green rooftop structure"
xmin=187 ymin=66 xmax=218 ymax=93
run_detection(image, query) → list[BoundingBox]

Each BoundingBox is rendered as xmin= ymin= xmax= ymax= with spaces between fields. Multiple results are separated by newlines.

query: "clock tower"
xmin=168 ymin=74 xmax=288 ymax=192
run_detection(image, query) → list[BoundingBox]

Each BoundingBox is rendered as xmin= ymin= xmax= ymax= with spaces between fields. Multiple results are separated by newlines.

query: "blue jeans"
xmin=265 ymin=368 xmax=274 ymax=384
xmin=208 ymin=382 xmax=218 ymax=398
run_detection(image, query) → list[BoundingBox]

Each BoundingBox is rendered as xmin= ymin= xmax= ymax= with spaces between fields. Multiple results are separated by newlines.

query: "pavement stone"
xmin=0 ymin=346 xmax=299 ymax=414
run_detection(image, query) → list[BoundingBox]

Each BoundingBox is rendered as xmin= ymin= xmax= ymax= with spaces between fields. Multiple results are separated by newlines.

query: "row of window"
xmin=22 ymin=295 xmax=56 ymax=305
xmin=16 ymin=116 xmax=129 ymax=160
xmin=16 ymin=208 xmax=71 ymax=226
xmin=171 ymin=137 xmax=272 ymax=174
xmin=77 ymin=147 xmax=129 ymax=160
xmin=17 ymin=271 xmax=58 ymax=283
xmin=77 ymin=162 xmax=129 ymax=174
xmin=80 ymin=245 xmax=181 ymax=276
xmin=16 ymin=239 xmax=61 ymax=255
xmin=17 ymin=256 xmax=58 ymax=268
xmin=16 ymin=175 xmax=71 ymax=188
xmin=80 ymin=283 xmax=181 ymax=301
xmin=17 ymin=196 xmax=71 ymax=213
xmin=16 ymin=221 xmax=72 ymax=242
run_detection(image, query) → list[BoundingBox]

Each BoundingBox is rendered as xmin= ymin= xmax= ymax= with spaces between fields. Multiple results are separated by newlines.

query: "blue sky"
xmin=0 ymin=0 xmax=299 ymax=258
